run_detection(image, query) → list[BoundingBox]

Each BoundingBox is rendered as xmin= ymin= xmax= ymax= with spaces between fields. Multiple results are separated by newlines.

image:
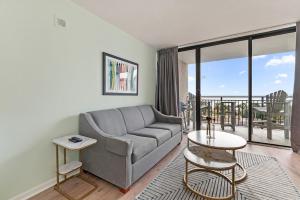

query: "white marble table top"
xmin=188 ymin=130 xmax=247 ymax=150
xmin=184 ymin=146 xmax=236 ymax=170
xmin=52 ymin=134 xmax=97 ymax=150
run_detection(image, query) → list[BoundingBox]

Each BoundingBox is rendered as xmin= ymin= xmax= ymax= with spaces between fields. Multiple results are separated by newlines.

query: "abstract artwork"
xmin=102 ymin=52 xmax=138 ymax=95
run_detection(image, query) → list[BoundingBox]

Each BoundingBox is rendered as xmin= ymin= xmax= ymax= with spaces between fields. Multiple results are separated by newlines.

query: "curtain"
xmin=291 ymin=22 xmax=300 ymax=153
xmin=155 ymin=47 xmax=179 ymax=116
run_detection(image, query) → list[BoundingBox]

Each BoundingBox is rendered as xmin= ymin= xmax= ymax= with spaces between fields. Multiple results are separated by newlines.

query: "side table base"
xmin=54 ymin=173 xmax=97 ymax=200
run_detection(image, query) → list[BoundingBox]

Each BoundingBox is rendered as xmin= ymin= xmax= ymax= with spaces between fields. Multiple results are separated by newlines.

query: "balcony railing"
xmin=185 ymin=93 xmax=293 ymax=129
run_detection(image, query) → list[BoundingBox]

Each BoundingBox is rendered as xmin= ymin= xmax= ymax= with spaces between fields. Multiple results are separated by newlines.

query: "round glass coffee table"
xmin=187 ymin=130 xmax=247 ymax=183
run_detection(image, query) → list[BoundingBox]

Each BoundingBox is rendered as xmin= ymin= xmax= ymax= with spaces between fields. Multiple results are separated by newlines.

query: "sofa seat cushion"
xmin=147 ymin=123 xmax=181 ymax=136
xmin=129 ymin=128 xmax=172 ymax=146
xmin=121 ymin=134 xmax=157 ymax=163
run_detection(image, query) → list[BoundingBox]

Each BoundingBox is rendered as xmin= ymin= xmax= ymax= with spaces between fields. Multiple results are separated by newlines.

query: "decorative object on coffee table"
xmin=102 ymin=52 xmax=138 ymax=96
xmin=52 ymin=135 xmax=97 ymax=200
xmin=187 ymin=130 xmax=247 ymax=183
xmin=205 ymin=116 xmax=215 ymax=139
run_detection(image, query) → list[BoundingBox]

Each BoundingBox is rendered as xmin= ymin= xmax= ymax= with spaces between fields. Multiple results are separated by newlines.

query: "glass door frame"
xmin=179 ymin=26 xmax=296 ymax=147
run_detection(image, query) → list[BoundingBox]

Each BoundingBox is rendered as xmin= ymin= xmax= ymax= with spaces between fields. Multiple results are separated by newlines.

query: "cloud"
xmin=188 ymin=76 xmax=195 ymax=81
xmin=276 ymin=73 xmax=288 ymax=78
xmin=253 ymin=55 xmax=267 ymax=59
xmin=239 ymin=70 xmax=246 ymax=75
xmin=266 ymin=55 xmax=295 ymax=67
xmin=219 ymin=84 xmax=225 ymax=88
xmin=274 ymin=80 xmax=282 ymax=84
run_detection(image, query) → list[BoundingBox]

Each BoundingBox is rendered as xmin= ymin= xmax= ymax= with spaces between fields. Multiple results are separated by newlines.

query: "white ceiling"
xmin=71 ymin=0 xmax=300 ymax=49
xmin=179 ymin=32 xmax=296 ymax=64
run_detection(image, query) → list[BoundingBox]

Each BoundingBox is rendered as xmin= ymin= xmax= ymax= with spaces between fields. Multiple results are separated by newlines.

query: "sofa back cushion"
xmin=138 ymin=105 xmax=156 ymax=126
xmin=89 ymin=109 xmax=127 ymax=136
xmin=119 ymin=106 xmax=145 ymax=132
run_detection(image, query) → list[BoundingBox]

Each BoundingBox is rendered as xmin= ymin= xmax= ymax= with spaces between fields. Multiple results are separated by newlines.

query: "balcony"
xmin=182 ymin=93 xmax=292 ymax=146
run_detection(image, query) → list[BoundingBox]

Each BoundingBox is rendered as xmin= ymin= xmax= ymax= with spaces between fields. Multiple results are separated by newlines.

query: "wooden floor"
xmin=30 ymin=135 xmax=300 ymax=200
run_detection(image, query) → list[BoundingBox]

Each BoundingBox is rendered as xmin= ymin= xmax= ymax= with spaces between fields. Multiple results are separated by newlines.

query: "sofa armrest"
xmin=104 ymin=136 xmax=133 ymax=156
xmin=152 ymin=106 xmax=182 ymax=124
xmin=79 ymin=113 xmax=133 ymax=157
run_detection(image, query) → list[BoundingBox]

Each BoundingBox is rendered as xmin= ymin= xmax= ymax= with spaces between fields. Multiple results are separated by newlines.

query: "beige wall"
xmin=178 ymin=60 xmax=188 ymax=103
xmin=0 ymin=0 xmax=156 ymax=199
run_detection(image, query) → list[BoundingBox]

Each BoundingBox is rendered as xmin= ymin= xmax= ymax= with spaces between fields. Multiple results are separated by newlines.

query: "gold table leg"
xmin=232 ymin=167 xmax=235 ymax=199
xmin=64 ymin=148 xmax=67 ymax=180
xmin=56 ymin=145 xmax=59 ymax=188
xmin=232 ymin=150 xmax=247 ymax=183
xmin=183 ymin=159 xmax=236 ymax=200
xmin=185 ymin=160 xmax=188 ymax=184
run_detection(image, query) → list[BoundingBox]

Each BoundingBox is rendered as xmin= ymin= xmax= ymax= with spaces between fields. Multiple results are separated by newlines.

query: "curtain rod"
xmin=179 ymin=23 xmax=296 ymax=49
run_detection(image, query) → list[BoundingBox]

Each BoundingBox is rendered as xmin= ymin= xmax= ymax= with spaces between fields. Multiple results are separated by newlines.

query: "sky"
xmin=188 ymin=51 xmax=295 ymax=96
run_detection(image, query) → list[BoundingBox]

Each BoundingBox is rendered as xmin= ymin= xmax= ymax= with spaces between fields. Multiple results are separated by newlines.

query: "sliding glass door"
xmin=178 ymin=27 xmax=296 ymax=147
xmin=178 ymin=50 xmax=197 ymax=131
xmin=200 ymin=41 xmax=249 ymax=141
xmin=251 ymin=32 xmax=296 ymax=146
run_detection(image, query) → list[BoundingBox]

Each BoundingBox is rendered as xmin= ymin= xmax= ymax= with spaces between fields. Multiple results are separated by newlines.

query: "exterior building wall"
xmin=178 ymin=60 xmax=188 ymax=103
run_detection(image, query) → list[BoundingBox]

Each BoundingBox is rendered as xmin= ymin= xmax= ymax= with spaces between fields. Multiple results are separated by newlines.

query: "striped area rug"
xmin=136 ymin=150 xmax=300 ymax=200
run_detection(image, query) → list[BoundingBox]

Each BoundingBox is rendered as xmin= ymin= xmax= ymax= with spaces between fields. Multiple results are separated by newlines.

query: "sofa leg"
xmin=120 ymin=187 xmax=130 ymax=193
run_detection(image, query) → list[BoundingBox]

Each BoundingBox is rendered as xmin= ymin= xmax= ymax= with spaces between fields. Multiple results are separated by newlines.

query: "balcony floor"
xmin=186 ymin=123 xmax=291 ymax=146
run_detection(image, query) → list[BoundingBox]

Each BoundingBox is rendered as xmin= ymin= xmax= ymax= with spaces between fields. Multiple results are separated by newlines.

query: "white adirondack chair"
xmin=253 ymin=90 xmax=291 ymax=140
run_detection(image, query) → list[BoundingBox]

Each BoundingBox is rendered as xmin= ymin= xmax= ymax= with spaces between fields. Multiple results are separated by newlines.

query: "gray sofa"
xmin=79 ymin=105 xmax=182 ymax=191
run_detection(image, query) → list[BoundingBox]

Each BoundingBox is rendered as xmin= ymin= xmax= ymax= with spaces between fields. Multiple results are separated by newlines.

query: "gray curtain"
xmin=155 ymin=47 xmax=179 ymax=116
xmin=291 ymin=22 xmax=300 ymax=153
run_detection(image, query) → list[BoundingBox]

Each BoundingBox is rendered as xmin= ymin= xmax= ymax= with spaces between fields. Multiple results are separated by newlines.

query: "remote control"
xmin=69 ymin=137 xmax=82 ymax=143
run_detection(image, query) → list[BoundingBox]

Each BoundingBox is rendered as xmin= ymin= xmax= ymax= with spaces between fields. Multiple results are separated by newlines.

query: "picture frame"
xmin=102 ymin=52 xmax=139 ymax=95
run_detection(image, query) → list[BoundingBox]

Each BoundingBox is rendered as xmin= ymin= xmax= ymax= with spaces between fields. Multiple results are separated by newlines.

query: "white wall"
xmin=0 ymin=0 xmax=156 ymax=199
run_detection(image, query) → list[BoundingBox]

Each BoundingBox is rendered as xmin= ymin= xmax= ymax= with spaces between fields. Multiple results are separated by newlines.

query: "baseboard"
xmin=8 ymin=178 xmax=56 ymax=200
xmin=9 ymin=170 xmax=80 ymax=200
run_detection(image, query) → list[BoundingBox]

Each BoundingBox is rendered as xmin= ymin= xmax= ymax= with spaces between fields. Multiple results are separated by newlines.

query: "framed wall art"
xmin=102 ymin=52 xmax=138 ymax=95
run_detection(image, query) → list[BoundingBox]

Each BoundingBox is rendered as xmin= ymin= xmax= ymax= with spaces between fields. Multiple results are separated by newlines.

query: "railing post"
xmin=284 ymin=101 xmax=290 ymax=139
xmin=220 ymin=97 xmax=223 ymax=125
xmin=187 ymin=100 xmax=190 ymax=126
xmin=208 ymin=101 xmax=211 ymax=117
